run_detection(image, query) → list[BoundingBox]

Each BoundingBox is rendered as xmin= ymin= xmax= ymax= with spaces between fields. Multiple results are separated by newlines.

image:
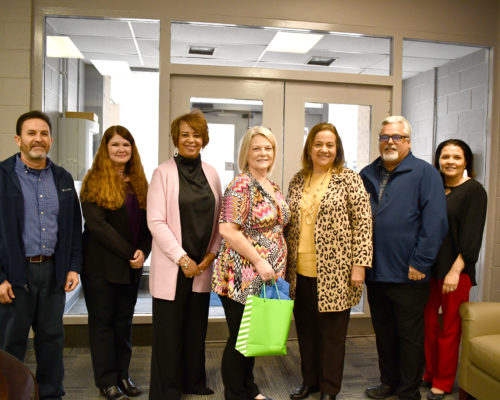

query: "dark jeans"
xmin=294 ymin=274 xmax=351 ymax=396
xmin=149 ymin=271 xmax=210 ymax=400
xmin=367 ymin=281 xmax=430 ymax=400
xmin=219 ymin=295 xmax=260 ymax=400
xmin=81 ymin=274 xmax=140 ymax=388
xmin=0 ymin=259 xmax=65 ymax=400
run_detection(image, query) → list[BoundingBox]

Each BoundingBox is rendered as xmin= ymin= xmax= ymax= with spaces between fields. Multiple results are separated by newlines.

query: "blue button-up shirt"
xmin=15 ymin=155 xmax=59 ymax=257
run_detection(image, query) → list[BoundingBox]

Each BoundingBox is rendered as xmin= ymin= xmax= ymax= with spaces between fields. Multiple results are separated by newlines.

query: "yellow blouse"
xmin=297 ymin=169 xmax=332 ymax=277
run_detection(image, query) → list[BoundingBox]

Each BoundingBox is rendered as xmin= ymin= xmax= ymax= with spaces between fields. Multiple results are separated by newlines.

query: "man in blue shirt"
xmin=360 ymin=116 xmax=448 ymax=400
xmin=0 ymin=111 xmax=83 ymax=399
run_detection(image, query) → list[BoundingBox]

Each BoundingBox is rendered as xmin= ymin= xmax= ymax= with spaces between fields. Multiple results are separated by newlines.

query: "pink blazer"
xmin=147 ymin=158 xmax=222 ymax=300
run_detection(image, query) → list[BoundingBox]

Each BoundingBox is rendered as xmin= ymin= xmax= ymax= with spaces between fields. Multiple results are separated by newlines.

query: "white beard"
xmin=382 ymin=151 xmax=399 ymax=162
xmin=381 ymin=145 xmax=399 ymax=162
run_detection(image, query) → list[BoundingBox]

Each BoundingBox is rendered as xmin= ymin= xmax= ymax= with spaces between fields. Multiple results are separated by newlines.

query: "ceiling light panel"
xmin=266 ymin=32 xmax=323 ymax=54
xmin=46 ymin=36 xmax=84 ymax=58
xmin=91 ymin=60 xmax=132 ymax=77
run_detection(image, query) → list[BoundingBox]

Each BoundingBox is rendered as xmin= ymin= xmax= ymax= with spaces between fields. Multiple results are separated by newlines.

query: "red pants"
xmin=423 ymin=274 xmax=472 ymax=392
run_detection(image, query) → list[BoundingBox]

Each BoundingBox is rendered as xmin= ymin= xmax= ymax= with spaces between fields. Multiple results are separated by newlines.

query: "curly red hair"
xmin=80 ymin=125 xmax=148 ymax=210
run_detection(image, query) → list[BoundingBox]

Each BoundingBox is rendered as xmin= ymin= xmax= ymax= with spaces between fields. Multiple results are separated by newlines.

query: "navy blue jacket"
xmin=0 ymin=154 xmax=83 ymax=288
xmin=360 ymin=152 xmax=448 ymax=283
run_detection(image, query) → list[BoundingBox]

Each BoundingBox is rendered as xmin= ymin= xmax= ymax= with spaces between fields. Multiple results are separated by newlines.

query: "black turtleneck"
xmin=174 ymin=154 xmax=215 ymax=264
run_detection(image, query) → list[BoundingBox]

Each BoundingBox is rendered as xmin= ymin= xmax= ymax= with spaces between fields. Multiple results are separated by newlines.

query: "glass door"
xmin=283 ymin=81 xmax=391 ymax=193
xmin=283 ymin=81 xmax=390 ymax=316
xmin=170 ymin=75 xmax=391 ymax=320
xmin=170 ymin=76 xmax=285 ymax=187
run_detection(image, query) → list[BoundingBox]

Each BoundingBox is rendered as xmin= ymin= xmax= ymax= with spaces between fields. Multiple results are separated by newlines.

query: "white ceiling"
xmin=46 ymin=17 xmax=160 ymax=70
xmin=46 ymin=17 xmax=484 ymax=79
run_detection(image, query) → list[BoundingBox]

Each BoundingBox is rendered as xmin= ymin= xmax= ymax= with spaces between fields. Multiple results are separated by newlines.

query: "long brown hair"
xmin=301 ymin=122 xmax=345 ymax=175
xmin=80 ymin=125 xmax=148 ymax=210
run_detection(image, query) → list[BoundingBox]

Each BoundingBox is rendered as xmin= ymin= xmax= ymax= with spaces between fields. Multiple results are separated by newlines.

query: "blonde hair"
xmin=80 ymin=125 xmax=148 ymax=210
xmin=380 ymin=115 xmax=412 ymax=138
xmin=238 ymin=126 xmax=277 ymax=173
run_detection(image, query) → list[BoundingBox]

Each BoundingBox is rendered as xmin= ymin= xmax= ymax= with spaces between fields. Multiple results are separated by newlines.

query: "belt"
xmin=26 ymin=255 xmax=53 ymax=263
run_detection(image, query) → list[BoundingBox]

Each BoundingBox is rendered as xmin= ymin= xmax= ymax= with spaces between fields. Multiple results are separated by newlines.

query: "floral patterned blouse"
xmin=212 ymin=173 xmax=290 ymax=304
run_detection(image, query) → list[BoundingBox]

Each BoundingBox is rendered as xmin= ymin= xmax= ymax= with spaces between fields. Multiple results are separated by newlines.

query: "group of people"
xmin=0 ymin=110 xmax=487 ymax=400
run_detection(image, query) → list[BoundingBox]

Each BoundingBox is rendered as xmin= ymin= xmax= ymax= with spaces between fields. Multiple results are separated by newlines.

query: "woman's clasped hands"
xmin=129 ymin=249 xmax=145 ymax=269
xmin=177 ymin=253 xmax=215 ymax=278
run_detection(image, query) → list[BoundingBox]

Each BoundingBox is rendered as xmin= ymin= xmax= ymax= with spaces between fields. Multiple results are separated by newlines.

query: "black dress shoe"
xmin=118 ymin=378 xmax=142 ymax=397
xmin=290 ymin=384 xmax=320 ymax=400
xmin=99 ymin=385 xmax=129 ymax=400
xmin=427 ymin=391 xmax=446 ymax=400
xmin=185 ymin=387 xmax=214 ymax=395
xmin=320 ymin=393 xmax=336 ymax=400
xmin=365 ymin=383 xmax=395 ymax=399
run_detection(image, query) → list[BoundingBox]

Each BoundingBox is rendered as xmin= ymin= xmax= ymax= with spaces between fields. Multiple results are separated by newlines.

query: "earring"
xmin=173 ymin=147 xmax=179 ymax=157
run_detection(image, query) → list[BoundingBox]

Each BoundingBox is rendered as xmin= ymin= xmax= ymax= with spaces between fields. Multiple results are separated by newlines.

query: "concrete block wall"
xmin=434 ymin=49 xmax=488 ymax=301
xmin=402 ymin=69 xmax=436 ymax=164
xmin=403 ymin=48 xmax=490 ymax=301
xmin=436 ymin=48 xmax=489 ymax=184
xmin=0 ymin=0 xmax=32 ymax=158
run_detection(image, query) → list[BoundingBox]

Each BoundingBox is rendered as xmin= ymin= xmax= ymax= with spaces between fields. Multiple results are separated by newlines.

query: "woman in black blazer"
xmin=80 ymin=125 xmax=151 ymax=400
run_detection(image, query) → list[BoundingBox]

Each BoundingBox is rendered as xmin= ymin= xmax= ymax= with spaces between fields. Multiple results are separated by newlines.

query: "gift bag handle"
xmin=260 ymin=278 xmax=281 ymax=301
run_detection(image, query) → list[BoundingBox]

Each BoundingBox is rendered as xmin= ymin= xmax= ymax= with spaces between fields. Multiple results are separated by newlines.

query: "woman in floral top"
xmin=212 ymin=126 xmax=289 ymax=400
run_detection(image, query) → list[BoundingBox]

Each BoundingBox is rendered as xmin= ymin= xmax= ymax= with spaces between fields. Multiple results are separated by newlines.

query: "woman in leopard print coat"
xmin=285 ymin=122 xmax=372 ymax=400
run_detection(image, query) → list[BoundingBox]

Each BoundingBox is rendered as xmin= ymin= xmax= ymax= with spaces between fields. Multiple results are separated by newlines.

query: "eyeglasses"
xmin=379 ymin=134 xmax=409 ymax=143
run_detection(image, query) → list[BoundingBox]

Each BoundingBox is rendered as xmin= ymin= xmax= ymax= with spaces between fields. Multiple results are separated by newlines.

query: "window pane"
xmin=305 ymin=102 xmax=371 ymax=172
xmin=172 ymin=22 xmax=391 ymax=76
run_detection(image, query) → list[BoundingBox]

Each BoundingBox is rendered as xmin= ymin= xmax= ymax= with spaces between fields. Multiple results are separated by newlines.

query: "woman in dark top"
xmin=80 ymin=125 xmax=151 ymax=400
xmin=423 ymin=139 xmax=487 ymax=400
xmin=147 ymin=110 xmax=222 ymax=400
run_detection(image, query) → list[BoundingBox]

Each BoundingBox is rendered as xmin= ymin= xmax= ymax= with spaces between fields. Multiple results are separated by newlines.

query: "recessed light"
xmin=307 ymin=56 xmax=336 ymax=66
xmin=189 ymin=46 xmax=215 ymax=56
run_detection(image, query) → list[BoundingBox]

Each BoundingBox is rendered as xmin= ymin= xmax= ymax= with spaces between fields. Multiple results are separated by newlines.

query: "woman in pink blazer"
xmin=147 ymin=110 xmax=222 ymax=400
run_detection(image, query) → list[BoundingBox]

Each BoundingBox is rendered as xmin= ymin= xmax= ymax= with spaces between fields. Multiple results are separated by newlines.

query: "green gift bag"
xmin=235 ymin=283 xmax=294 ymax=357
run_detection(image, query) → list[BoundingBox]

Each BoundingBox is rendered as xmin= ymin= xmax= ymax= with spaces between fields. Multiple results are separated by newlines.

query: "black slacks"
xmin=294 ymin=274 xmax=351 ymax=396
xmin=219 ymin=295 xmax=261 ymax=400
xmin=149 ymin=271 xmax=210 ymax=400
xmin=366 ymin=281 xmax=430 ymax=400
xmin=0 ymin=259 xmax=65 ymax=400
xmin=82 ymin=274 xmax=140 ymax=389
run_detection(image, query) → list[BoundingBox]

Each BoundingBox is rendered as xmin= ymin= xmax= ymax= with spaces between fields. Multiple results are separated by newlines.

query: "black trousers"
xmin=0 ymin=259 xmax=65 ymax=400
xmin=294 ymin=274 xmax=351 ymax=396
xmin=366 ymin=281 xmax=430 ymax=400
xmin=149 ymin=271 xmax=210 ymax=400
xmin=81 ymin=274 xmax=140 ymax=389
xmin=219 ymin=295 xmax=260 ymax=400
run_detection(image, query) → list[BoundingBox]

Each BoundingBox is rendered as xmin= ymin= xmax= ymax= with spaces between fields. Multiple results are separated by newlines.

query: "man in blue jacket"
xmin=360 ymin=116 xmax=447 ymax=400
xmin=0 ymin=111 xmax=82 ymax=399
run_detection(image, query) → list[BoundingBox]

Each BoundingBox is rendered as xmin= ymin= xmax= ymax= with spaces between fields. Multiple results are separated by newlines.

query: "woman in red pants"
xmin=423 ymin=139 xmax=487 ymax=400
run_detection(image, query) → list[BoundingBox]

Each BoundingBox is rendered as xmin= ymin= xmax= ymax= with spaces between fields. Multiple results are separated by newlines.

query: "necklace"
xmin=301 ymin=169 xmax=331 ymax=225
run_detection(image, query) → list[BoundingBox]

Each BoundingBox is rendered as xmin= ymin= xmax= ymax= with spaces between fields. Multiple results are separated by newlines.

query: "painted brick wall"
xmin=403 ymin=48 xmax=490 ymax=300
xmin=436 ymin=48 xmax=489 ymax=185
xmin=402 ymin=69 xmax=436 ymax=164
xmin=0 ymin=0 xmax=32 ymax=159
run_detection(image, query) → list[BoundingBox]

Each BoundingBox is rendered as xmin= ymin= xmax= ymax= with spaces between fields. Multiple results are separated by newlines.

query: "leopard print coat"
xmin=285 ymin=168 xmax=373 ymax=312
